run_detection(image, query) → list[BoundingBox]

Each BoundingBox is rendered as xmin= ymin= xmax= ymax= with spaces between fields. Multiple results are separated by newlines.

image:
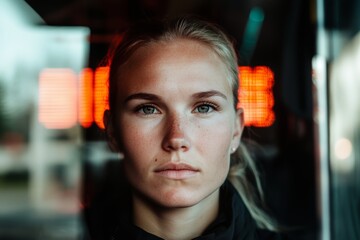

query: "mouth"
xmin=154 ymin=163 xmax=200 ymax=180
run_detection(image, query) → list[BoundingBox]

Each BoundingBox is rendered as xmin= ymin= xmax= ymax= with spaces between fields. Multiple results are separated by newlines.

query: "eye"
xmin=136 ymin=105 xmax=160 ymax=115
xmin=194 ymin=102 xmax=218 ymax=114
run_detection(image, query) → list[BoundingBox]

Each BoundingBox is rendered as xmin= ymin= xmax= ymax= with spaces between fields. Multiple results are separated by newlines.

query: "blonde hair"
xmin=107 ymin=16 xmax=278 ymax=231
xmin=229 ymin=143 xmax=279 ymax=230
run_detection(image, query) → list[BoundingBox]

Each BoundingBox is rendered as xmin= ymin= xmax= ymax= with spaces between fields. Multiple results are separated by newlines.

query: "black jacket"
xmin=83 ymin=167 xmax=284 ymax=240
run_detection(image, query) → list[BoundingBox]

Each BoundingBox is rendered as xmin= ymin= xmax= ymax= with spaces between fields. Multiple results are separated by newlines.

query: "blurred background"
xmin=0 ymin=0 xmax=359 ymax=239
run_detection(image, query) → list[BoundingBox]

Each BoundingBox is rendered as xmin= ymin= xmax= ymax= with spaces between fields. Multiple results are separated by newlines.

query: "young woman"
xmin=84 ymin=16 xmax=284 ymax=240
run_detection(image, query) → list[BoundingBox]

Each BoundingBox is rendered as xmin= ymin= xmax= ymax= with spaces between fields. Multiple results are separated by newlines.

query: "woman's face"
xmin=110 ymin=39 xmax=243 ymax=208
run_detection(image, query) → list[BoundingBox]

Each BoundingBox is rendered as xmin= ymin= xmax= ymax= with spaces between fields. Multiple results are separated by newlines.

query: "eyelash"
xmin=134 ymin=101 xmax=220 ymax=115
xmin=135 ymin=104 xmax=160 ymax=115
xmin=193 ymin=101 xmax=219 ymax=113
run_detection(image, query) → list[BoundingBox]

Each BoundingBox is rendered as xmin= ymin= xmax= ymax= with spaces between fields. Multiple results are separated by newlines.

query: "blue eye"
xmin=137 ymin=105 xmax=159 ymax=115
xmin=194 ymin=103 xmax=217 ymax=113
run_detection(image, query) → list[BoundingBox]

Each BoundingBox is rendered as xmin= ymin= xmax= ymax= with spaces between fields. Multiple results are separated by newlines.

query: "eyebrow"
xmin=124 ymin=93 xmax=161 ymax=103
xmin=124 ymin=90 xmax=227 ymax=103
xmin=192 ymin=90 xmax=227 ymax=100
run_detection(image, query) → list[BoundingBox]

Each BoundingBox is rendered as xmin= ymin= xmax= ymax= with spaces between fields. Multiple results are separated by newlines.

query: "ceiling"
xmin=24 ymin=0 xmax=292 ymax=64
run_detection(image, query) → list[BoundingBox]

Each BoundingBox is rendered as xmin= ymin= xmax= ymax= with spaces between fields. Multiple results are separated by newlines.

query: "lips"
xmin=155 ymin=163 xmax=199 ymax=171
xmin=154 ymin=163 xmax=200 ymax=179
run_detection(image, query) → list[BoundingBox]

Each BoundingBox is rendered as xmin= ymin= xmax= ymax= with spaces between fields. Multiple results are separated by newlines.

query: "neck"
xmin=132 ymin=190 xmax=220 ymax=240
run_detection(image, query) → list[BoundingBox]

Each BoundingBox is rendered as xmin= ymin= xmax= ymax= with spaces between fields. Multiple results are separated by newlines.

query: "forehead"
xmin=116 ymin=38 xmax=232 ymax=96
xmin=152 ymin=38 xmax=217 ymax=59
xmin=125 ymin=38 xmax=225 ymax=69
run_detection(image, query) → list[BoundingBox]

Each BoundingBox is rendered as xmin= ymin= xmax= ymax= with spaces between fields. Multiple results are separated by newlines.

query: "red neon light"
xmin=94 ymin=67 xmax=109 ymax=129
xmin=79 ymin=68 xmax=94 ymax=128
xmin=238 ymin=66 xmax=275 ymax=127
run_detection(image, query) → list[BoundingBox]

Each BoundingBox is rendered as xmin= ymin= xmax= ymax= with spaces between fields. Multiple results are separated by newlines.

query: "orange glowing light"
xmin=79 ymin=68 xmax=94 ymax=128
xmin=238 ymin=66 xmax=275 ymax=127
xmin=38 ymin=69 xmax=77 ymax=129
xmin=94 ymin=67 xmax=109 ymax=129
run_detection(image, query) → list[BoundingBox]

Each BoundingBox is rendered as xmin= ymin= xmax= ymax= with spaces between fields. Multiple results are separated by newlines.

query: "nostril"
xmin=163 ymin=138 xmax=190 ymax=152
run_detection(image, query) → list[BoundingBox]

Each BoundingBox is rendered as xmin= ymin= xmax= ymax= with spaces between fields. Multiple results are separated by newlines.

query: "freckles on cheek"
xmin=120 ymin=122 xmax=157 ymax=166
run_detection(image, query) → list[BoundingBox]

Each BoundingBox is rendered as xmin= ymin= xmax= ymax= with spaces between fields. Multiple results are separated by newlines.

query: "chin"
xmin=159 ymin=196 xmax=203 ymax=208
xmin=152 ymin=187 xmax=219 ymax=209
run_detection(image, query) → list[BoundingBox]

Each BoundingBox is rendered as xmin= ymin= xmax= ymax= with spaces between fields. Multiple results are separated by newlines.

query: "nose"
xmin=161 ymin=114 xmax=191 ymax=152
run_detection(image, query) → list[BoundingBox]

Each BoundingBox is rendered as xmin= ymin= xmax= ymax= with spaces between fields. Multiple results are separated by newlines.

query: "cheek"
xmin=197 ymin=118 xmax=234 ymax=153
xmin=195 ymin=118 xmax=234 ymax=172
xmin=119 ymin=126 xmax=154 ymax=184
xmin=117 ymin=118 xmax=150 ymax=164
xmin=118 ymin=115 xmax=152 ymax=150
xmin=117 ymin=115 xmax=163 ymax=171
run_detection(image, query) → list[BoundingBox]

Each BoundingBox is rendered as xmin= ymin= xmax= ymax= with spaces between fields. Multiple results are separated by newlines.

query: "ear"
xmin=103 ymin=110 xmax=120 ymax=152
xmin=231 ymin=108 xmax=244 ymax=151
